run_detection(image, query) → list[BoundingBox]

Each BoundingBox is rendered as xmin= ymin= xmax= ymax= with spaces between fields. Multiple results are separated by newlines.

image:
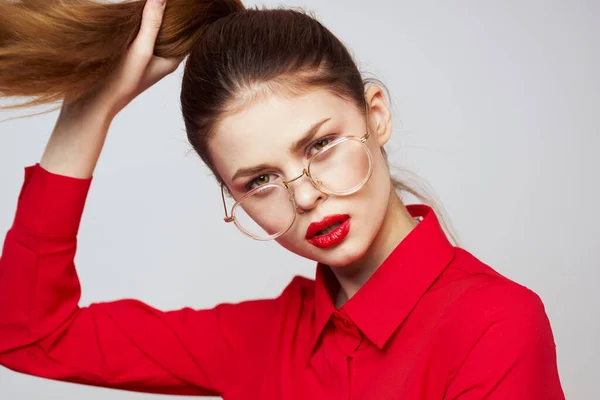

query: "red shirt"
xmin=0 ymin=164 xmax=565 ymax=399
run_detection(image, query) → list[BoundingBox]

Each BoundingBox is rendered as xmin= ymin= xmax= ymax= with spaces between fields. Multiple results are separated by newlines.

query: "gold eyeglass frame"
xmin=221 ymin=129 xmax=374 ymax=241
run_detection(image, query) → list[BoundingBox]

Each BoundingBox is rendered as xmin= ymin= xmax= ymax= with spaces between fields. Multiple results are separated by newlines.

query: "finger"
xmin=131 ymin=0 xmax=168 ymax=59
xmin=139 ymin=56 xmax=183 ymax=89
xmin=149 ymin=56 xmax=183 ymax=76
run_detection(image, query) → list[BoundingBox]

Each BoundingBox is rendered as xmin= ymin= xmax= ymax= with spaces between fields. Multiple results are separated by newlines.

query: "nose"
xmin=289 ymin=172 xmax=327 ymax=213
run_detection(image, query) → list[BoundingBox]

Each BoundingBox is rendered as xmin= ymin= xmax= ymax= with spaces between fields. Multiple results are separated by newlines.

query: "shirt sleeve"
xmin=444 ymin=286 xmax=565 ymax=400
xmin=0 ymin=164 xmax=285 ymax=396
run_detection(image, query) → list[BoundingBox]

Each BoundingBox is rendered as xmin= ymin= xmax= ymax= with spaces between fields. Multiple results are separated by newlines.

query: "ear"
xmin=364 ymin=85 xmax=392 ymax=147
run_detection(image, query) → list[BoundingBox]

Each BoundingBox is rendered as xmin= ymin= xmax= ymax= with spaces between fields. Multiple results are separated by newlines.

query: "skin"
xmin=210 ymin=85 xmax=418 ymax=307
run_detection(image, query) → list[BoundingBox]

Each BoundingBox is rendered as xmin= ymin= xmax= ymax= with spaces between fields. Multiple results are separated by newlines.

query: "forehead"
xmin=210 ymin=89 xmax=362 ymax=181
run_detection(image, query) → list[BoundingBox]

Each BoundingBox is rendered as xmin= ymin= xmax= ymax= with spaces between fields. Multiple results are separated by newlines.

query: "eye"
xmin=308 ymin=136 xmax=336 ymax=156
xmin=246 ymin=174 xmax=273 ymax=191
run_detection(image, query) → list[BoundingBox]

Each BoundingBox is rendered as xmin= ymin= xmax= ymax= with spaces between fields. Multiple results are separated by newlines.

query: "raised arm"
xmin=0 ymin=0 xmax=286 ymax=396
xmin=0 ymin=162 xmax=288 ymax=396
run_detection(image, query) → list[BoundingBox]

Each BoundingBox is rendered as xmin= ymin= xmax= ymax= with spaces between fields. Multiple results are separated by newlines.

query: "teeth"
xmin=316 ymin=221 xmax=342 ymax=236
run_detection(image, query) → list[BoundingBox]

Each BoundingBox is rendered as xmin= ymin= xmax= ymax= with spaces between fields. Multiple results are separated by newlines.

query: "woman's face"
xmin=209 ymin=87 xmax=393 ymax=268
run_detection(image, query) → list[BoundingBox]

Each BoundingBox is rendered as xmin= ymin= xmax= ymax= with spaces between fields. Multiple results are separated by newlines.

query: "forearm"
xmin=40 ymin=99 xmax=113 ymax=179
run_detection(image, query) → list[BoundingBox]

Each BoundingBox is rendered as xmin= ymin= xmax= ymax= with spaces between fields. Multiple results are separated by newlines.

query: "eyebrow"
xmin=289 ymin=117 xmax=331 ymax=154
xmin=231 ymin=117 xmax=331 ymax=182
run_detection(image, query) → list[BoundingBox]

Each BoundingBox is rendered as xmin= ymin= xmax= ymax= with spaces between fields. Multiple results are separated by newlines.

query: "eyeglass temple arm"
xmin=361 ymin=130 xmax=371 ymax=142
xmin=362 ymin=100 xmax=373 ymax=142
xmin=221 ymin=184 xmax=234 ymax=223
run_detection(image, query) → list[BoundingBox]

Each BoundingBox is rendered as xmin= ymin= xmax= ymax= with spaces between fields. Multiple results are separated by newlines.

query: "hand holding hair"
xmin=0 ymin=0 xmax=244 ymax=111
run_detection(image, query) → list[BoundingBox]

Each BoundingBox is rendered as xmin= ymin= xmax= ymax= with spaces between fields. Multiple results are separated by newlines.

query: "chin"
xmin=311 ymin=234 xmax=371 ymax=268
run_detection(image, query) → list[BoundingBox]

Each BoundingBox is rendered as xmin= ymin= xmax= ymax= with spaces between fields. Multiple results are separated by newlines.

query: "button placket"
xmin=332 ymin=313 xmax=363 ymax=356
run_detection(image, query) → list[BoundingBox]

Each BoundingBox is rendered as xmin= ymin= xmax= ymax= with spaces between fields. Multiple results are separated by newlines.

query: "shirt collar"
xmin=310 ymin=204 xmax=456 ymax=354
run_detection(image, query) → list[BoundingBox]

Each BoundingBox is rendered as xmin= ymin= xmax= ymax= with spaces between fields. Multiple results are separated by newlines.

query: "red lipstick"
xmin=305 ymin=214 xmax=351 ymax=249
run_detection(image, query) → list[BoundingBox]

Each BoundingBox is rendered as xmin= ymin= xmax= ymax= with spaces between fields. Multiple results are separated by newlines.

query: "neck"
xmin=332 ymin=186 xmax=417 ymax=308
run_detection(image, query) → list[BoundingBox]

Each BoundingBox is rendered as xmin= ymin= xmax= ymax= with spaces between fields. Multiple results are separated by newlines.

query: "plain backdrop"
xmin=1 ymin=0 xmax=598 ymax=398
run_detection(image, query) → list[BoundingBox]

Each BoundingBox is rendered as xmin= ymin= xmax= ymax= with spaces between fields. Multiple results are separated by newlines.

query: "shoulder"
xmin=436 ymin=247 xmax=554 ymax=353
xmin=218 ymin=275 xmax=316 ymax=326
xmin=280 ymin=275 xmax=316 ymax=301
xmin=217 ymin=274 xmax=315 ymax=317
xmin=440 ymin=247 xmax=546 ymax=316
xmin=439 ymin=252 xmax=564 ymax=399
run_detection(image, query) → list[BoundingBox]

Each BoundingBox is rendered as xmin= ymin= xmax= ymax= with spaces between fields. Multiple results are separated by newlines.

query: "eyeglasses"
xmin=221 ymin=130 xmax=373 ymax=241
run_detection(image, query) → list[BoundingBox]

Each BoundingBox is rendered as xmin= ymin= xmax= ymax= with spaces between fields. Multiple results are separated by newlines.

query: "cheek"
xmin=352 ymin=154 xmax=392 ymax=230
xmin=360 ymin=151 xmax=391 ymax=205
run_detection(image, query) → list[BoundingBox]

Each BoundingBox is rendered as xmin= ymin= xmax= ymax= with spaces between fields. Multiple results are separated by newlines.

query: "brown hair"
xmin=0 ymin=0 xmax=457 ymax=243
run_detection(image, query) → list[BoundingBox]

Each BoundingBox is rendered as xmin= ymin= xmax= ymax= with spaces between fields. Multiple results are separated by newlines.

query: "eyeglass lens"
xmin=232 ymin=138 xmax=371 ymax=240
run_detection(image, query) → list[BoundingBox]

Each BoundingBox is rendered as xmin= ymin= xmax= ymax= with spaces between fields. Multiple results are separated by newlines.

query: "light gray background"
xmin=1 ymin=0 xmax=598 ymax=398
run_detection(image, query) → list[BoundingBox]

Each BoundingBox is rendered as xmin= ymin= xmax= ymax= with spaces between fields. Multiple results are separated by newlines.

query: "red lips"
xmin=305 ymin=214 xmax=350 ymax=239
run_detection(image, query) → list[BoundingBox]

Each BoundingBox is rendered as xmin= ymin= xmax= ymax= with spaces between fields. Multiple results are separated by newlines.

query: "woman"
xmin=0 ymin=0 xmax=564 ymax=398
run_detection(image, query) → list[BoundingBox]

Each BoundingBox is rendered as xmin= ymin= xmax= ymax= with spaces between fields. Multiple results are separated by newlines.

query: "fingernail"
xmin=152 ymin=0 xmax=166 ymax=5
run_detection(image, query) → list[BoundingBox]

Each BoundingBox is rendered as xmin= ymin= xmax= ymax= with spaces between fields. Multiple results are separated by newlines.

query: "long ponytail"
xmin=0 ymin=0 xmax=244 ymax=109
